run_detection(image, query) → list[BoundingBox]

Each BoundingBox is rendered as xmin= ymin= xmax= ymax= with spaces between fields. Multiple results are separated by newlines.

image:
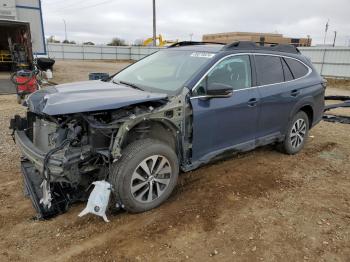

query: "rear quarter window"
xmin=255 ymin=55 xmax=284 ymax=85
xmin=284 ymin=58 xmax=309 ymax=79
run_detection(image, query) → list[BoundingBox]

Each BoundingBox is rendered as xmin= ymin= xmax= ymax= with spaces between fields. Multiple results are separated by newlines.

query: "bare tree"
xmin=62 ymin=40 xmax=76 ymax=44
xmin=107 ymin=37 xmax=126 ymax=46
xmin=83 ymin=41 xmax=95 ymax=45
xmin=47 ymin=36 xmax=60 ymax=43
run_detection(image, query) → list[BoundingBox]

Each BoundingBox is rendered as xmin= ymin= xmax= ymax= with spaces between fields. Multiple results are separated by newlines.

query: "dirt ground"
xmin=51 ymin=60 xmax=131 ymax=84
xmin=0 ymin=60 xmax=349 ymax=262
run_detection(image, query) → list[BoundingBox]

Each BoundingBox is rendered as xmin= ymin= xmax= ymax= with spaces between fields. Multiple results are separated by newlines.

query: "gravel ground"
xmin=0 ymin=60 xmax=349 ymax=262
xmin=51 ymin=60 xmax=131 ymax=84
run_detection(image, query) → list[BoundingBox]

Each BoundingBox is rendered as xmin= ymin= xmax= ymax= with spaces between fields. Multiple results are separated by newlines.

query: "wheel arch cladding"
xmin=299 ymin=105 xmax=314 ymax=128
xmin=122 ymin=119 xmax=179 ymax=153
xmin=289 ymin=96 xmax=315 ymax=129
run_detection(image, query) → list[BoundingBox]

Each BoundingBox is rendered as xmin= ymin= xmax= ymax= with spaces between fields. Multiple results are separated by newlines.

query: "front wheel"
xmin=110 ymin=138 xmax=179 ymax=213
xmin=280 ymin=111 xmax=309 ymax=155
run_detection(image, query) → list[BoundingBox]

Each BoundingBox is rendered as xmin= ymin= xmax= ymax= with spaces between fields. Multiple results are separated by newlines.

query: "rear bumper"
xmin=15 ymin=130 xmax=63 ymax=175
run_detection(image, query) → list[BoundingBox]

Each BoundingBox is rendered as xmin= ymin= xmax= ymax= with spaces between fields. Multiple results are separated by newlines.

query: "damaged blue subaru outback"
xmin=10 ymin=41 xmax=325 ymax=219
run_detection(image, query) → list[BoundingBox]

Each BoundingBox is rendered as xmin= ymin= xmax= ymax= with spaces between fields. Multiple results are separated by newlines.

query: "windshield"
xmin=112 ymin=50 xmax=215 ymax=95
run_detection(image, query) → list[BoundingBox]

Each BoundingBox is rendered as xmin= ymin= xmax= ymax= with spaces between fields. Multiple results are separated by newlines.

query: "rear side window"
xmin=255 ymin=55 xmax=284 ymax=85
xmin=284 ymin=58 xmax=309 ymax=79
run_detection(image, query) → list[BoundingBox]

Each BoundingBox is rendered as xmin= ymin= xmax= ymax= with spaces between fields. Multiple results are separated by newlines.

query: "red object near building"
xmin=11 ymin=70 xmax=38 ymax=104
xmin=16 ymin=74 xmax=37 ymax=95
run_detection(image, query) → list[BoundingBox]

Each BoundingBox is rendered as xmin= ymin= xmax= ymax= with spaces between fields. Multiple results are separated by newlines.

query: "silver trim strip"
xmin=190 ymin=52 xmax=313 ymax=99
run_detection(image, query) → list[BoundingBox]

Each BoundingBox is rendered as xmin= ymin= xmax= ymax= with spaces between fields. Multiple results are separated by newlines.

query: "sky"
xmin=41 ymin=0 xmax=350 ymax=46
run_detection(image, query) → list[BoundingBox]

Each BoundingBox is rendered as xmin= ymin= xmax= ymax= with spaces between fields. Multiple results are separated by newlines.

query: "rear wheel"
xmin=110 ymin=138 xmax=179 ymax=213
xmin=280 ymin=111 xmax=309 ymax=155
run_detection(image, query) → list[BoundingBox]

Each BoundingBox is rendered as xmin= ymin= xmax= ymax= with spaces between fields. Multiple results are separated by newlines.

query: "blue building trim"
xmin=38 ymin=0 xmax=47 ymax=55
xmin=16 ymin=1 xmax=47 ymax=56
xmin=15 ymin=5 xmax=40 ymax=10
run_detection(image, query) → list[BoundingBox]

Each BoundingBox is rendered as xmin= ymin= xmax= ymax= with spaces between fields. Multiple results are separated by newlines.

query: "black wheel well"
xmin=299 ymin=105 xmax=314 ymax=128
xmin=122 ymin=120 xmax=178 ymax=152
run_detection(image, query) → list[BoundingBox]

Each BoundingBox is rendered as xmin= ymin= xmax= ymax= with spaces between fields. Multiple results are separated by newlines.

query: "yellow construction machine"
xmin=143 ymin=34 xmax=177 ymax=47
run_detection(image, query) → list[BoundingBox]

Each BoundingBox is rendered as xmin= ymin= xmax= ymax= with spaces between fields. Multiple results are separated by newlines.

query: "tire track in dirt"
xmin=41 ymin=218 xmax=142 ymax=262
xmin=40 ymin=151 xmax=298 ymax=261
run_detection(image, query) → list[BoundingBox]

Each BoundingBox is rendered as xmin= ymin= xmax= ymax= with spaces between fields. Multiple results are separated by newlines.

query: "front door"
xmin=190 ymin=55 xmax=259 ymax=162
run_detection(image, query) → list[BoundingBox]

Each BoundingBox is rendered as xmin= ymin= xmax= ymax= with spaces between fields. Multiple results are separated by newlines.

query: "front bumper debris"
xmin=15 ymin=130 xmax=63 ymax=175
xmin=16 ymin=130 xmax=88 ymax=219
xmin=21 ymin=160 xmax=70 ymax=219
xmin=15 ymin=130 xmax=90 ymax=176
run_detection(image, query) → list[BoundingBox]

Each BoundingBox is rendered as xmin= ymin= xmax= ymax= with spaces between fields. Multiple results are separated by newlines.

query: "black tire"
xmin=110 ymin=138 xmax=179 ymax=213
xmin=280 ymin=111 xmax=309 ymax=155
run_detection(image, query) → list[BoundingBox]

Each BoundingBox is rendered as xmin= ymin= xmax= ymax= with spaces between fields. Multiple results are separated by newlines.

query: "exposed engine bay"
xmin=10 ymin=91 xmax=187 ymax=219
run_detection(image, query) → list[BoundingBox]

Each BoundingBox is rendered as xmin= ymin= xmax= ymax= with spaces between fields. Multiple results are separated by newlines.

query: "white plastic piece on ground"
xmin=78 ymin=181 xmax=112 ymax=222
xmin=45 ymin=69 xmax=53 ymax=79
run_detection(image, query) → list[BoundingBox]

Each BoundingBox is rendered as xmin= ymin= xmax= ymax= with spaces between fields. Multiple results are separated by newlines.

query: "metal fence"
xmin=47 ymin=43 xmax=350 ymax=79
xmin=47 ymin=43 xmax=162 ymax=61
xmin=299 ymin=47 xmax=350 ymax=78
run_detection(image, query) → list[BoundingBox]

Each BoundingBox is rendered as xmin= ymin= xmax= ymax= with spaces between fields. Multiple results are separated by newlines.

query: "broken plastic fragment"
xmin=40 ymin=179 xmax=52 ymax=208
xmin=78 ymin=181 xmax=112 ymax=222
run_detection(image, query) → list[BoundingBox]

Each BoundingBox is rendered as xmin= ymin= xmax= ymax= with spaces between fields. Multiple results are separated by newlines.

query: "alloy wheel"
xmin=130 ymin=155 xmax=172 ymax=203
xmin=290 ymin=118 xmax=307 ymax=149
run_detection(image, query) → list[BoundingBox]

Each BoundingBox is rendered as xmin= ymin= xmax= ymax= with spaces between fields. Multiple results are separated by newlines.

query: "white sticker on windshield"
xmin=190 ymin=52 xmax=215 ymax=58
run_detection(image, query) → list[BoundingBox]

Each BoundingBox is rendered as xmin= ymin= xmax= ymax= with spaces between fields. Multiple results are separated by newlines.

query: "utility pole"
xmin=323 ymin=19 xmax=329 ymax=45
xmin=320 ymin=20 xmax=330 ymax=76
xmin=332 ymin=31 xmax=337 ymax=47
xmin=189 ymin=33 xmax=193 ymax=41
xmin=152 ymin=0 xmax=156 ymax=47
xmin=63 ymin=19 xmax=68 ymax=41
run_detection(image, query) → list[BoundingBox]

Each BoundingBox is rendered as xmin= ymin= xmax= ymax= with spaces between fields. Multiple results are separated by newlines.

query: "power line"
xmin=57 ymin=0 xmax=95 ymax=10
xmin=48 ymin=0 xmax=116 ymax=14
xmin=41 ymin=0 xmax=88 ymax=10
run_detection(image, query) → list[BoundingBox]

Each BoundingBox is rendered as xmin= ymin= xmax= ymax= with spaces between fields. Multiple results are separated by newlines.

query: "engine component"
xmin=33 ymin=118 xmax=58 ymax=152
xmin=78 ymin=181 xmax=112 ymax=222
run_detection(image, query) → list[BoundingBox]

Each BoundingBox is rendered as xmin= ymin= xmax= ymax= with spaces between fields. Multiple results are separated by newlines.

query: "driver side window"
xmin=194 ymin=55 xmax=252 ymax=96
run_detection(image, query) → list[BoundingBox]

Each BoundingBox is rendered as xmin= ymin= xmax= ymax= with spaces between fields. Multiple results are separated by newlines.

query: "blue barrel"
xmin=89 ymin=73 xmax=109 ymax=81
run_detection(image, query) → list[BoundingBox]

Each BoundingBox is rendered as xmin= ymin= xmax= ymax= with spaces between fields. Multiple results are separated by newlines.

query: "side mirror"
xmin=206 ymin=82 xmax=233 ymax=97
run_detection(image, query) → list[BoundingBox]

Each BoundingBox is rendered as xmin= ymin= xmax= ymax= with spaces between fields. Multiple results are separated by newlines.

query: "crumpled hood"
xmin=26 ymin=80 xmax=168 ymax=115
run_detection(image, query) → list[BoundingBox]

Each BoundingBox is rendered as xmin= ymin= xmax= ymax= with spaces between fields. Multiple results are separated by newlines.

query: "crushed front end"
xmin=9 ymin=84 xmax=185 ymax=219
xmin=9 ymin=78 xmax=190 ymax=220
xmin=10 ymin=112 xmax=107 ymax=219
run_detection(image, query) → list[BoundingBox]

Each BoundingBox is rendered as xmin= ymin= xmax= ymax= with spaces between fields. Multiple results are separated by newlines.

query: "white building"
xmin=0 ymin=0 xmax=46 ymax=55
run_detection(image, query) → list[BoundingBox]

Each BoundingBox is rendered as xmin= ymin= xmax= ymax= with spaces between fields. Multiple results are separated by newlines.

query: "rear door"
xmin=190 ymin=54 xmax=260 ymax=161
xmin=254 ymin=54 xmax=310 ymax=141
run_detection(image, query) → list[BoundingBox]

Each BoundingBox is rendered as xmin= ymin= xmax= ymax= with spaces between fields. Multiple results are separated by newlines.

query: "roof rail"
xmin=167 ymin=41 xmax=225 ymax=48
xmin=222 ymin=41 xmax=300 ymax=54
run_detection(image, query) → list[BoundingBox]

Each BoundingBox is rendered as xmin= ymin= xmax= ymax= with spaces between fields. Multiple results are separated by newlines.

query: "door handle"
xmin=291 ymin=89 xmax=300 ymax=97
xmin=247 ymin=98 xmax=258 ymax=107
